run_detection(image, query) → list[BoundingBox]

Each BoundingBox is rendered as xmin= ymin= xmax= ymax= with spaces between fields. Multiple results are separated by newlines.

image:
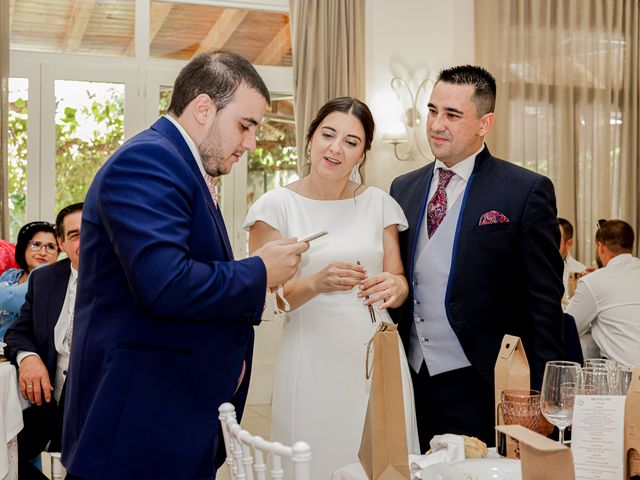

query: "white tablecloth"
xmin=0 ymin=362 xmax=24 ymax=480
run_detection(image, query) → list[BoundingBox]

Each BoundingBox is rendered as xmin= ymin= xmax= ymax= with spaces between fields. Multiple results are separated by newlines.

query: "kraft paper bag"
xmin=624 ymin=365 xmax=640 ymax=478
xmin=358 ymin=322 xmax=410 ymax=480
xmin=496 ymin=425 xmax=575 ymax=480
xmin=494 ymin=334 xmax=530 ymax=453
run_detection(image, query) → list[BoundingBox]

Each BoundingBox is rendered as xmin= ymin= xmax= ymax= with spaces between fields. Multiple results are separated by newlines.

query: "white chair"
xmin=48 ymin=452 xmax=66 ymax=480
xmin=218 ymin=403 xmax=311 ymax=480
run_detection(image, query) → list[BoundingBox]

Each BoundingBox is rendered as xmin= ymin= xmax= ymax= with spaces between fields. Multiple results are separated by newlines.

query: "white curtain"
xmin=475 ymin=0 xmax=639 ymax=261
xmin=288 ymin=0 xmax=365 ymax=176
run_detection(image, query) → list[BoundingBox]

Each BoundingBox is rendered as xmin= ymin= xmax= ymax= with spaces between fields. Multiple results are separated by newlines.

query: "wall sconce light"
xmin=382 ymin=77 xmax=431 ymax=161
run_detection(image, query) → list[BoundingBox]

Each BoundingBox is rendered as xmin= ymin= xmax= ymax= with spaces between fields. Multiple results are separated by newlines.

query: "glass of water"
xmin=540 ymin=361 xmax=581 ymax=444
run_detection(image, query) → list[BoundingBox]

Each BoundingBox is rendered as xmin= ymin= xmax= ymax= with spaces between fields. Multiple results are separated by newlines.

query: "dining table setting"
xmin=0 ymin=353 xmax=27 ymax=480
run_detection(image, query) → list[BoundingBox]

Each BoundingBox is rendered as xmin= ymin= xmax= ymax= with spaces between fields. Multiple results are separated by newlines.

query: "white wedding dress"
xmin=244 ymin=186 xmax=420 ymax=479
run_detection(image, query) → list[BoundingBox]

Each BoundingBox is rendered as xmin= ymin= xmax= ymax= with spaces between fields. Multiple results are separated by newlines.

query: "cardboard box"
xmin=494 ymin=334 xmax=530 ymax=453
xmin=496 ymin=424 xmax=575 ymax=480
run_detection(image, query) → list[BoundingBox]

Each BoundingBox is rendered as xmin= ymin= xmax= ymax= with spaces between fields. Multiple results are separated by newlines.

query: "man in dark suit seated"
xmin=5 ymin=202 xmax=83 ymax=480
xmin=390 ymin=65 xmax=564 ymax=449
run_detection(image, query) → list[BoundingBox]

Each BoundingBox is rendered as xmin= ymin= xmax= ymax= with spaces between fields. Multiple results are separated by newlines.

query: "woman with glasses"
xmin=245 ymin=97 xmax=418 ymax=478
xmin=0 ymin=221 xmax=60 ymax=340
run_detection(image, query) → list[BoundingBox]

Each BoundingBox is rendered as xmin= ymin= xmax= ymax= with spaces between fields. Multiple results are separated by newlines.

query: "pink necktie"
xmin=426 ymin=169 xmax=455 ymax=238
xmin=204 ymin=174 xmax=219 ymax=209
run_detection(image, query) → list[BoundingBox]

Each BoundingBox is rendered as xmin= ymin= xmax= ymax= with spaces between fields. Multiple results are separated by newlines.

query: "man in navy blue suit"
xmin=62 ymin=51 xmax=307 ymax=479
xmin=5 ymin=202 xmax=83 ymax=479
xmin=390 ymin=65 xmax=564 ymax=449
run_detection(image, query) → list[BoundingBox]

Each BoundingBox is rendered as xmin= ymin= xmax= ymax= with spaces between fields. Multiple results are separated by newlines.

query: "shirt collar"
xmin=607 ymin=253 xmax=634 ymax=268
xmin=164 ymin=114 xmax=207 ymax=179
xmin=433 ymin=144 xmax=485 ymax=183
xmin=70 ymin=265 xmax=78 ymax=282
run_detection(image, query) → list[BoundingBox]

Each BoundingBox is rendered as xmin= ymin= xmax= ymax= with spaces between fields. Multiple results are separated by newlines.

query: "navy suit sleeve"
xmin=97 ymin=141 xmax=266 ymax=322
xmin=4 ymin=272 xmax=38 ymax=366
xmin=518 ymin=175 xmax=564 ymax=388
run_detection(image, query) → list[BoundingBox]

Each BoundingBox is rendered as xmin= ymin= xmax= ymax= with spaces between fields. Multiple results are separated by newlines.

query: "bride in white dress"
xmin=244 ymin=97 xmax=419 ymax=478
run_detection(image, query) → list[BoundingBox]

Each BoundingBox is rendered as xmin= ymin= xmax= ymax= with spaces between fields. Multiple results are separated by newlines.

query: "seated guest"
xmin=0 ymin=221 xmax=59 ymax=340
xmin=558 ymin=217 xmax=597 ymax=357
xmin=567 ymin=220 xmax=640 ymax=366
xmin=5 ymin=203 xmax=82 ymax=480
xmin=558 ymin=218 xmax=587 ymax=302
xmin=0 ymin=240 xmax=18 ymax=273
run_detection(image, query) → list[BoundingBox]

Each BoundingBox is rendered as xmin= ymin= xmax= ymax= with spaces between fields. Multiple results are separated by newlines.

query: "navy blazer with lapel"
xmin=62 ymin=117 xmax=267 ymax=479
xmin=390 ymin=146 xmax=564 ymax=390
xmin=5 ymin=258 xmax=71 ymax=385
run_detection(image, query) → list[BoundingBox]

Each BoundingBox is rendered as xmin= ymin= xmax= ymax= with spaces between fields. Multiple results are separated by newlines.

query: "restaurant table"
xmin=0 ymin=360 xmax=25 ymax=480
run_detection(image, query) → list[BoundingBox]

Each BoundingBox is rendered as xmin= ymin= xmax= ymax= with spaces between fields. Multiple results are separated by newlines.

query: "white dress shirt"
xmin=562 ymin=254 xmax=587 ymax=300
xmin=567 ymin=253 xmax=640 ymax=366
xmin=53 ymin=266 xmax=77 ymax=402
xmin=422 ymin=145 xmax=483 ymax=245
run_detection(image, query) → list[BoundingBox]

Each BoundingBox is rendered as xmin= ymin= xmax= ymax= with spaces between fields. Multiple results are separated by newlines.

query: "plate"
xmin=421 ymin=457 xmax=521 ymax=480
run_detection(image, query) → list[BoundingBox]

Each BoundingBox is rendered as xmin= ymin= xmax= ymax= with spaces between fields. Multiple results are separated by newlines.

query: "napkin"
xmin=409 ymin=434 xmax=465 ymax=479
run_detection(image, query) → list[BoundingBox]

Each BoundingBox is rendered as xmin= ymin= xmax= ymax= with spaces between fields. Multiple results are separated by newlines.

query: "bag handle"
xmin=364 ymin=322 xmax=393 ymax=379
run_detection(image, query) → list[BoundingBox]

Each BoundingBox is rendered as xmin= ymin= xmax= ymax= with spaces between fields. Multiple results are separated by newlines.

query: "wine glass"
xmin=616 ymin=365 xmax=634 ymax=395
xmin=540 ymin=361 xmax=580 ymax=444
xmin=578 ymin=366 xmax=613 ymax=395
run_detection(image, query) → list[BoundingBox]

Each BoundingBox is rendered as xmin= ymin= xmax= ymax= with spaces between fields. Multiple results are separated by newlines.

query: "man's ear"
xmin=566 ymin=238 xmax=574 ymax=251
xmin=478 ymin=112 xmax=495 ymax=137
xmin=192 ymin=94 xmax=216 ymax=125
xmin=57 ymin=236 xmax=67 ymax=254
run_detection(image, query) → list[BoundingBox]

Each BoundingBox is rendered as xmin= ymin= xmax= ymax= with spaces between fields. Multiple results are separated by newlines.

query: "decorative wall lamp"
xmin=382 ymin=77 xmax=431 ymax=161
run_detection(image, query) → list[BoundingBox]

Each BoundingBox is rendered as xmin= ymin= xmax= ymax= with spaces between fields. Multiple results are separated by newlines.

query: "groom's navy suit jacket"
xmin=62 ymin=117 xmax=267 ymax=480
xmin=390 ymin=146 xmax=564 ymax=390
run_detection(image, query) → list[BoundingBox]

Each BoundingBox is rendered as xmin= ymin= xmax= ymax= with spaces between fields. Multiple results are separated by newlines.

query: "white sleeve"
xmin=242 ymin=189 xmax=286 ymax=234
xmin=566 ymin=279 xmax=598 ymax=335
xmin=380 ymin=190 xmax=409 ymax=232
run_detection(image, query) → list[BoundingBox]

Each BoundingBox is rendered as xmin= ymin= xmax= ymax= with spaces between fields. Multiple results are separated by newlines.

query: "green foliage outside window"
xmin=54 ymin=90 xmax=125 ymax=212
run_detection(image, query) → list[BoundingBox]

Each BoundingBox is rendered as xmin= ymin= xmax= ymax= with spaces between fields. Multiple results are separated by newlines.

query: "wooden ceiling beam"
xmin=125 ymin=1 xmax=173 ymax=56
xmin=61 ymin=0 xmax=96 ymax=52
xmin=254 ymin=22 xmax=291 ymax=66
xmin=193 ymin=8 xmax=248 ymax=56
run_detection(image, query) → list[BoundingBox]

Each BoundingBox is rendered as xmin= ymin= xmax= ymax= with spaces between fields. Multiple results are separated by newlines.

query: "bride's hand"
xmin=359 ymin=272 xmax=408 ymax=309
xmin=311 ymin=262 xmax=367 ymax=294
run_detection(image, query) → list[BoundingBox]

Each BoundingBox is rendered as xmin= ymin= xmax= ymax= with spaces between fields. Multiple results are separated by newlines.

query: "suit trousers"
xmin=411 ymin=362 xmax=495 ymax=451
xmin=18 ymin=381 xmax=66 ymax=480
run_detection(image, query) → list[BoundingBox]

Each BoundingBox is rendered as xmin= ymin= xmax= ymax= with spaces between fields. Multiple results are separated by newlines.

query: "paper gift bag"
xmin=494 ymin=334 xmax=530 ymax=453
xmin=624 ymin=365 xmax=640 ymax=478
xmin=496 ymin=425 xmax=575 ymax=480
xmin=358 ymin=322 xmax=410 ymax=480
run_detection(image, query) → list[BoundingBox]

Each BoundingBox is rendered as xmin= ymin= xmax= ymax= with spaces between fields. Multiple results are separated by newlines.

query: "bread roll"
xmin=463 ymin=435 xmax=488 ymax=458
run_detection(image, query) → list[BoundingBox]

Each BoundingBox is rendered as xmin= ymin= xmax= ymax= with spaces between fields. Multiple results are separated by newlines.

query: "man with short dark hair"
xmin=567 ymin=220 xmax=640 ymax=366
xmin=61 ymin=51 xmax=307 ymax=479
xmin=390 ymin=65 xmax=564 ymax=448
xmin=558 ymin=218 xmax=587 ymax=302
xmin=5 ymin=202 xmax=83 ymax=480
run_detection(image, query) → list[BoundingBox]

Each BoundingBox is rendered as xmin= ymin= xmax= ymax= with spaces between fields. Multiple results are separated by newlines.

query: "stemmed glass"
xmin=578 ymin=366 xmax=613 ymax=395
xmin=540 ymin=361 xmax=580 ymax=444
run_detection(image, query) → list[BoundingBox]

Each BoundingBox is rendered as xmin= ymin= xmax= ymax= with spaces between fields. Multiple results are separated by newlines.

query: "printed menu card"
xmin=571 ymin=395 xmax=626 ymax=480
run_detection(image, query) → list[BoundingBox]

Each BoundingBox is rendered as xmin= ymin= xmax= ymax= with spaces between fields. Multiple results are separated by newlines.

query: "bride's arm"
xmin=249 ymin=221 xmax=366 ymax=310
xmin=359 ymin=225 xmax=409 ymax=310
